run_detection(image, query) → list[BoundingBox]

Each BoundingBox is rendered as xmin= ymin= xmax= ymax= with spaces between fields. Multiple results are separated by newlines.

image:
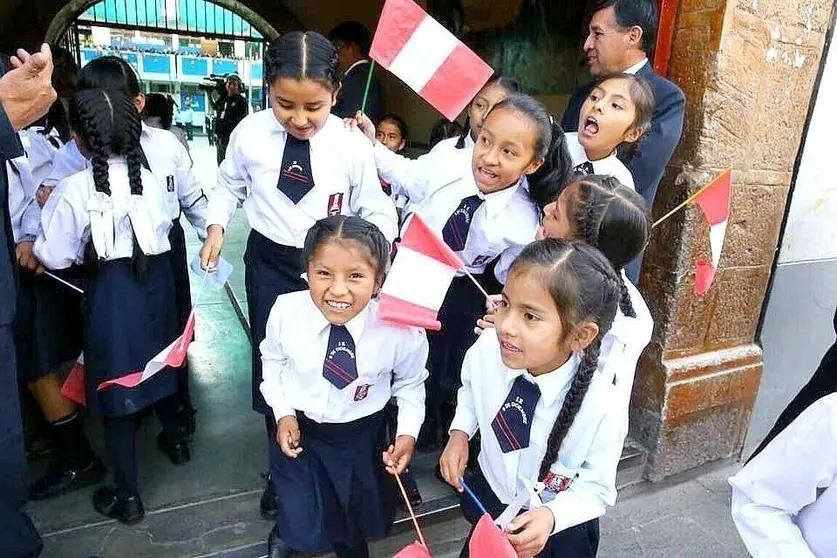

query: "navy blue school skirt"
xmin=427 ymin=274 xmax=492 ymax=400
xmin=243 ymin=230 xmax=307 ymax=414
xmin=13 ymin=267 xmax=84 ymax=382
xmin=83 ymin=255 xmax=178 ymax=417
xmin=168 ymin=219 xmax=192 ymax=337
xmin=458 ymin=467 xmax=599 ymax=558
xmin=269 ymin=410 xmax=396 ymax=553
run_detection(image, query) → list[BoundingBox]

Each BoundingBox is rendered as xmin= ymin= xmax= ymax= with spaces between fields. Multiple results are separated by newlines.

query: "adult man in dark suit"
xmin=328 ymin=21 xmax=383 ymax=125
xmin=562 ymin=0 xmax=685 ymax=281
xmin=0 ymin=43 xmax=57 ymax=557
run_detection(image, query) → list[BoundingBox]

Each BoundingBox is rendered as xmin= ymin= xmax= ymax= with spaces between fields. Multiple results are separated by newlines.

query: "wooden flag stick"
xmin=360 ymin=59 xmax=377 ymax=115
xmin=652 ymin=168 xmax=732 ymax=229
xmin=394 ymin=472 xmax=428 ymax=549
xmin=461 ymin=267 xmax=498 ymax=311
xmin=44 ymin=271 xmax=84 ymax=294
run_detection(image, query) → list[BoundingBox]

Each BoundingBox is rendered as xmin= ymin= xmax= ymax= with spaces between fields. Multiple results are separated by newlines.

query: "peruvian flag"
xmin=379 ymin=214 xmax=464 ymax=330
xmin=61 ymin=353 xmax=87 ymax=405
xmin=97 ymin=311 xmax=196 ymax=391
xmin=394 ymin=542 xmax=432 ymax=558
xmin=693 ymin=169 xmax=732 ymax=295
xmin=468 ymin=514 xmax=517 ymax=558
xmin=370 ymin=0 xmax=494 ymax=121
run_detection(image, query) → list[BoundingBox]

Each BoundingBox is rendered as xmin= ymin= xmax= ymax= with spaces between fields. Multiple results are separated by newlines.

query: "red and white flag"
xmin=98 ymin=311 xmax=196 ymax=391
xmin=468 ymin=514 xmax=517 ymax=558
xmin=394 ymin=542 xmax=433 ymax=558
xmin=61 ymin=353 xmax=87 ymax=405
xmin=693 ymin=169 xmax=732 ymax=295
xmin=370 ymin=0 xmax=494 ymax=121
xmin=379 ymin=214 xmax=464 ymax=330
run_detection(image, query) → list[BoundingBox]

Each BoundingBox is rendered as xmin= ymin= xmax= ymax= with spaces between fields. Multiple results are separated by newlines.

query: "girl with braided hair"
xmin=478 ymin=174 xmax=653 ymax=408
xmin=441 ymin=238 xmax=627 ymax=558
xmin=34 ymin=88 xmax=178 ymax=524
xmin=258 ymin=215 xmax=427 ymax=557
xmin=200 ymin=30 xmax=397 ymax=521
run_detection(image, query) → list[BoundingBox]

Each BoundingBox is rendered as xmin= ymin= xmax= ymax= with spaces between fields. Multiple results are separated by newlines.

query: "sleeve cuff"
xmin=543 ymin=490 xmax=606 ymax=535
xmin=449 ymin=414 xmax=479 ymax=440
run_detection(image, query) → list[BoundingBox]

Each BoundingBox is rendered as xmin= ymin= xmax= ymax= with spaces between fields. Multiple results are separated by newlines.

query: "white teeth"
xmin=326 ymin=301 xmax=351 ymax=309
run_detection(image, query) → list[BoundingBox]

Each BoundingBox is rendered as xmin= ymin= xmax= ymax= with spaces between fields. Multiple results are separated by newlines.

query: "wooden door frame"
xmin=653 ymin=0 xmax=680 ymax=76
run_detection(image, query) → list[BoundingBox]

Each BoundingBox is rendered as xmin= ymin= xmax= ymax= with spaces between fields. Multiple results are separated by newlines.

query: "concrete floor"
xmin=25 ymin=138 xmax=751 ymax=557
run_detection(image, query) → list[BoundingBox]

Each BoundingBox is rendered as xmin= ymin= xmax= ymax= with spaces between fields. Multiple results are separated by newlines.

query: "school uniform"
xmin=19 ymin=127 xmax=62 ymax=188
xmin=45 ymin=126 xmax=209 ymax=410
xmin=259 ymin=290 xmax=427 ymax=553
xmin=599 ymin=272 xmax=653 ymax=409
xmin=206 ymin=111 xmax=398 ymax=415
xmin=7 ymin=148 xmax=84 ymax=383
xmin=403 ymin=153 xmax=539 ymax=426
xmin=451 ymin=332 xmax=629 ymax=558
xmin=730 ymin=392 xmax=837 ymax=558
xmin=565 ymin=132 xmax=635 ymax=190
xmin=372 ymin=135 xmax=473 ymax=205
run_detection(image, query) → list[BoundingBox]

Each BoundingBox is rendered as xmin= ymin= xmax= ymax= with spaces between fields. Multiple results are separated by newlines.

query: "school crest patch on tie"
xmin=327 ymin=193 xmax=344 ymax=216
xmin=353 ymin=384 xmax=371 ymax=401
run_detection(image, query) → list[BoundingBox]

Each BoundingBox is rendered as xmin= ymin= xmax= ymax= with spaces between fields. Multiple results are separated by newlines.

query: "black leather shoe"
xmin=157 ymin=432 xmax=191 ymax=465
xmin=267 ymin=524 xmax=294 ymax=558
xmin=261 ymin=475 xmax=279 ymax=520
xmin=93 ymin=486 xmax=145 ymax=524
xmin=29 ymin=459 xmax=106 ymax=500
xmin=401 ymin=468 xmax=423 ymax=508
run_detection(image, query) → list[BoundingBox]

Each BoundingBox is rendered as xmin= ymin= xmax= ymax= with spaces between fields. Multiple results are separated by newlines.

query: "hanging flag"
xmin=97 ymin=311 xmax=196 ymax=391
xmin=693 ymin=169 xmax=732 ymax=295
xmin=394 ymin=542 xmax=433 ymax=558
xmin=378 ymin=213 xmax=464 ymax=330
xmin=370 ymin=0 xmax=494 ymax=121
xmin=61 ymin=353 xmax=86 ymax=405
xmin=468 ymin=514 xmax=517 ymax=558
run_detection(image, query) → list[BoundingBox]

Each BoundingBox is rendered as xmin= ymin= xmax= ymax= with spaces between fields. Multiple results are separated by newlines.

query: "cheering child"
xmin=565 ymin=73 xmax=654 ymax=190
xmin=441 ymin=239 xmax=626 ymax=557
xmin=199 ymin=31 xmax=397 ymax=520
xmin=259 ymin=215 xmax=427 ymax=558
xmin=34 ymin=89 xmax=179 ymax=523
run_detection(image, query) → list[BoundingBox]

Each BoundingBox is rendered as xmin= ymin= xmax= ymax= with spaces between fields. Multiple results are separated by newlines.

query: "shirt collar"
xmin=566 ymin=131 xmax=617 ymax=166
xmin=140 ymin=121 xmax=153 ymax=139
xmin=479 ymin=176 xmax=525 ymax=219
xmin=624 ymin=58 xmax=649 ymax=75
xmin=345 ymin=58 xmax=370 ymax=76
xmin=531 ymin=352 xmax=581 ymax=407
xmin=305 ymin=292 xmax=371 ymax=342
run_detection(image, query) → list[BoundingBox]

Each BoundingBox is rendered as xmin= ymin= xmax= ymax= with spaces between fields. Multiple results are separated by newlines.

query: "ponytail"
xmin=528 ymin=120 xmax=573 ymax=210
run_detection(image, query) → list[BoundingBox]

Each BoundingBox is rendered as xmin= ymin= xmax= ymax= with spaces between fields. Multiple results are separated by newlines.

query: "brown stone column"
xmin=632 ymin=0 xmax=834 ymax=479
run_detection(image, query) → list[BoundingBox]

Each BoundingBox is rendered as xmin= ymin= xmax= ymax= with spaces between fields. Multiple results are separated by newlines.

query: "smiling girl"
xmin=566 ymin=73 xmax=654 ymax=190
xmin=199 ymin=31 xmax=398 ymax=520
xmin=259 ymin=215 xmax=428 ymax=558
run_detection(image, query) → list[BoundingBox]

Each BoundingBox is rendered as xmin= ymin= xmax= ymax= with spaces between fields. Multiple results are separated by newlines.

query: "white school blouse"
xmin=372 ymin=136 xmax=472 ymax=201
xmin=565 ymin=132 xmax=635 ymax=190
xmin=42 ymin=125 xmax=209 ymax=236
xmin=19 ymin=127 xmax=62 ymax=188
xmin=206 ymin=112 xmax=398 ymax=247
xmin=259 ymin=291 xmax=428 ymax=439
xmin=449 ymin=331 xmax=628 ymax=535
xmin=600 ymin=272 xmax=654 ymax=409
xmin=6 ymin=150 xmax=40 ymax=243
xmin=402 ymin=153 xmax=538 ymax=284
xmin=730 ymin=393 xmax=837 ymax=558
xmin=34 ymin=160 xmax=172 ymax=269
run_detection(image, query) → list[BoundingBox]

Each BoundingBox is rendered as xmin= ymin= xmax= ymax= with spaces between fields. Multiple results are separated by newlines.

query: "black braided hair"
xmin=266 ymin=31 xmax=340 ymax=92
xmin=484 ymin=93 xmax=573 ymax=209
xmin=505 ymin=238 xmax=621 ymax=481
xmin=456 ymin=75 xmax=520 ymax=148
xmin=69 ymin=88 xmax=149 ymax=278
xmin=562 ymin=175 xmax=651 ymax=318
xmin=303 ymin=215 xmax=391 ymax=286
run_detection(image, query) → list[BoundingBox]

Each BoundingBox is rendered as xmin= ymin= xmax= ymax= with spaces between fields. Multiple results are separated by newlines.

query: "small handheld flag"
xmin=461 ymin=479 xmax=517 ymax=558
xmin=370 ymin=0 xmax=494 ymax=121
xmin=393 ymin=472 xmax=432 ymax=557
xmin=692 ymin=169 xmax=731 ymax=294
xmin=378 ymin=214 xmax=464 ymax=330
xmin=60 ymin=353 xmax=86 ymax=405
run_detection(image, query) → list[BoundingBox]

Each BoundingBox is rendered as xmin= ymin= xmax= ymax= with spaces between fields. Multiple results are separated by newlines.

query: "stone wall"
xmin=633 ymin=0 xmax=834 ymax=479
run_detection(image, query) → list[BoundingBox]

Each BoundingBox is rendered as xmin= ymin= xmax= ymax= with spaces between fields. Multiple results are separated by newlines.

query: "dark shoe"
xmin=402 ymin=468 xmax=423 ymax=508
xmin=261 ymin=474 xmax=279 ymax=520
xmin=93 ymin=486 xmax=145 ymax=524
xmin=26 ymin=433 xmax=59 ymax=460
xmin=157 ymin=432 xmax=191 ymax=465
xmin=268 ymin=524 xmax=294 ymax=558
xmin=29 ymin=459 xmax=106 ymax=500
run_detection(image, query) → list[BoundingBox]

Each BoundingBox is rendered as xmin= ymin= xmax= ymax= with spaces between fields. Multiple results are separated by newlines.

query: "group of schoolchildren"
xmin=9 ymin=29 xmax=658 ymax=558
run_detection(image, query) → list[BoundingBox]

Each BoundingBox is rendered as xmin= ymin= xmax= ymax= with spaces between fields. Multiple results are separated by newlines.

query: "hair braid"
xmin=538 ymin=335 xmax=602 ymax=481
xmin=618 ymin=278 xmax=636 ymax=318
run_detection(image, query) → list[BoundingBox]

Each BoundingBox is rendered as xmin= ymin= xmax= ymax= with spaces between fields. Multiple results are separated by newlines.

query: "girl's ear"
xmin=622 ymin=125 xmax=644 ymax=145
xmin=523 ymin=156 xmax=545 ymax=176
xmin=568 ymin=321 xmax=600 ymax=353
xmin=331 ymin=84 xmax=342 ymax=108
xmin=134 ymin=93 xmax=146 ymax=115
